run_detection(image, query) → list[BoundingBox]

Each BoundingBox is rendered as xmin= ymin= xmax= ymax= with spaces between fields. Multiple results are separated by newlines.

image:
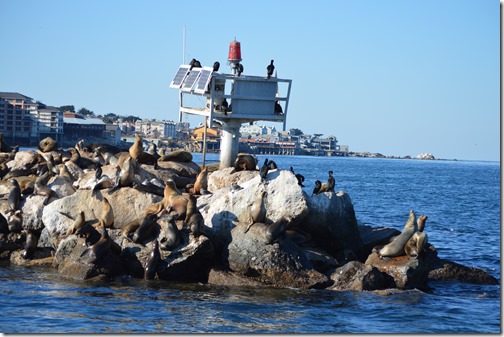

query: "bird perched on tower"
xmin=189 ymin=58 xmax=201 ymax=69
xmin=237 ymin=63 xmax=244 ymax=76
xmin=213 ymin=61 xmax=220 ymax=72
xmin=267 ymin=60 xmax=275 ymax=79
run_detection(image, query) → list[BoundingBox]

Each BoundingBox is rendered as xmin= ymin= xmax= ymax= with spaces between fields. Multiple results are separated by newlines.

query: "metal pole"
xmin=202 ymin=116 xmax=208 ymax=168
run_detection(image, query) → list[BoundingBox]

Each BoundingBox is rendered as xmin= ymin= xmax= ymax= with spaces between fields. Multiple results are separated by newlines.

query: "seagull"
xmin=267 ymin=60 xmax=275 ymax=79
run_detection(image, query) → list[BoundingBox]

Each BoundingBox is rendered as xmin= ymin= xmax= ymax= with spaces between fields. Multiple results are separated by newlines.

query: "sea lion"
xmin=404 ymin=215 xmax=429 ymax=257
xmin=67 ymin=147 xmax=101 ymax=170
xmin=0 ymin=133 xmax=13 ymax=152
xmin=7 ymin=179 xmax=22 ymax=212
xmin=144 ymin=239 xmax=160 ymax=280
xmin=108 ymin=156 xmax=136 ymax=193
xmin=132 ymin=179 xmax=165 ymax=197
xmin=378 ymin=210 xmax=417 ymax=258
xmin=98 ymin=197 xmax=114 ymax=228
xmin=65 ymin=211 xmax=86 ymax=236
xmin=185 ymin=194 xmax=204 ymax=236
xmin=16 ymin=176 xmax=37 ymax=196
xmin=121 ymin=216 xmax=143 ymax=242
xmin=34 ymin=170 xmax=56 ymax=203
xmin=143 ymin=179 xmax=182 ymax=216
xmin=94 ymin=146 xmax=118 ymax=166
xmin=160 ymin=214 xmax=181 ymax=251
xmin=0 ymin=212 xmax=9 ymax=234
xmin=266 ymin=217 xmax=289 ymax=244
xmin=88 ymin=226 xmax=112 ymax=264
xmin=39 ymin=136 xmax=57 ymax=153
xmin=36 ymin=150 xmax=59 ymax=175
xmin=234 ymin=153 xmax=257 ymax=171
xmin=157 ymin=150 xmax=193 ymax=163
xmin=129 ymin=133 xmax=144 ymax=161
xmin=132 ymin=212 xmax=158 ymax=244
xmin=245 ymin=190 xmax=267 ymax=233
xmin=76 ymin=222 xmax=101 ymax=247
xmin=7 ymin=210 xmax=22 ymax=233
xmin=22 ymin=229 xmax=38 ymax=260
xmin=193 ymin=166 xmax=208 ymax=195
xmin=92 ymin=166 xmax=120 ymax=196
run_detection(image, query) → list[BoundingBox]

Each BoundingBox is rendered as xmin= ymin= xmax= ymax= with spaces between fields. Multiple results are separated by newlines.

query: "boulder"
xmin=365 ymin=250 xmax=433 ymax=290
xmin=207 ymin=167 xmax=256 ymax=191
xmin=6 ymin=150 xmax=38 ymax=171
xmin=200 ymin=168 xmax=309 ymax=252
xmin=226 ymin=222 xmax=330 ymax=289
xmin=42 ymin=188 xmax=162 ymax=248
xmin=428 ymin=259 xmax=499 ymax=285
xmin=357 ymin=223 xmax=400 ymax=261
xmin=328 ymin=260 xmax=396 ymax=291
xmin=303 ymin=191 xmax=362 ymax=260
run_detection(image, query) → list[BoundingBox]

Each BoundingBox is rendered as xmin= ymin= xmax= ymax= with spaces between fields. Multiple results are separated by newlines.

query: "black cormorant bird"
xmin=290 ymin=166 xmax=305 ymax=187
xmin=267 ymin=60 xmax=275 ymax=79
xmin=327 ymin=170 xmax=335 ymax=192
xmin=189 ymin=58 xmax=201 ymax=69
xmin=213 ymin=61 xmax=220 ymax=72
xmin=259 ymin=158 xmax=269 ymax=182
xmin=268 ymin=160 xmax=278 ymax=170
xmin=274 ymin=100 xmax=283 ymax=114
xmin=312 ymin=180 xmax=322 ymax=196
xmin=237 ymin=63 xmax=244 ymax=76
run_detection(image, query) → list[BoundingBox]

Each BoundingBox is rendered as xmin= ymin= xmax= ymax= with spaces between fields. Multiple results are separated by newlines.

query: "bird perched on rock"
xmin=189 ymin=58 xmax=201 ymax=69
xmin=267 ymin=60 xmax=275 ymax=79
xmin=237 ymin=63 xmax=244 ymax=76
xmin=213 ymin=61 xmax=220 ymax=72
xmin=259 ymin=158 xmax=269 ymax=182
xmin=327 ymin=170 xmax=335 ymax=192
xmin=290 ymin=167 xmax=305 ymax=187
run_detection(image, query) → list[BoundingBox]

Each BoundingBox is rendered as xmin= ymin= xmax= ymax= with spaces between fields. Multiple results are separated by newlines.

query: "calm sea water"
xmin=0 ymin=153 xmax=500 ymax=333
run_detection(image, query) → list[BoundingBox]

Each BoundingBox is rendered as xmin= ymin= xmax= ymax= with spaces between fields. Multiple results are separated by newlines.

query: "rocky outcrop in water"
xmin=0 ymin=142 xmax=499 ymax=291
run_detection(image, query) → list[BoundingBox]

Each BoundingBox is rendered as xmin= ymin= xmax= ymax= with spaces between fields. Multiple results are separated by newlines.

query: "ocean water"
xmin=0 ymin=153 xmax=500 ymax=333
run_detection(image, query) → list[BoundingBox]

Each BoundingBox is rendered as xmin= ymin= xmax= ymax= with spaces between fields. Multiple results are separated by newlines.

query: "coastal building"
xmin=135 ymin=120 xmax=176 ymax=139
xmin=63 ymin=115 xmax=106 ymax=141
xmin=191 ymin=125 xmax=220 ymax=152
xmin=0 ymin=92 xmax=63 ymax=146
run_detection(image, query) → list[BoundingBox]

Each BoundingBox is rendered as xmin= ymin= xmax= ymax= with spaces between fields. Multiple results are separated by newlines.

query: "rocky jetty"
xmin=0 ymin=136 xmax=498 ymax=292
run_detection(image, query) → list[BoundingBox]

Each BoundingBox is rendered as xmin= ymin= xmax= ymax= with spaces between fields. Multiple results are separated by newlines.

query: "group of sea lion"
xmin=0 ymin=133 xmax=203 ymax=275
xmin=375 ymin=210 xmax=429 ymax=258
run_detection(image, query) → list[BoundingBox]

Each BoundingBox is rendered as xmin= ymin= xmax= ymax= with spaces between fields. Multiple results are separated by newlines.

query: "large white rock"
xmin=200 ymin=168 xmax=309 ymax=249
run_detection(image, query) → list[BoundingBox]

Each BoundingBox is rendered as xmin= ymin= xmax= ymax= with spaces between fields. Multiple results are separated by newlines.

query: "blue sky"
xmin=0 ymin=0 xmax=500 ymax=161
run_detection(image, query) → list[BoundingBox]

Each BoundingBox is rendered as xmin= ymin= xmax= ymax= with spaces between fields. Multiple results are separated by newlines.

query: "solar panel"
xmin=193 ymin=67 xmax=214 ymax=94
xmin=181 ymin=68 xmax=202 ymax=92
xmin=169 ymin=65 xmax=190 ymax=88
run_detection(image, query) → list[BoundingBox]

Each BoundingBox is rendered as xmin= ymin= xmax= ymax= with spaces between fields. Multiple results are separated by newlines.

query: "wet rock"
xmin=365 ymin=251 xmax=432 ymax=290
xmin=226 ymin=222 xmax=330 ymax=289
xmin=303 ymin=191 xmax=362 ymax=261
xmin=328 ymin=260 xmax=396 ymax=291
xmin=428 ymin=259 xmax=499 ymax=285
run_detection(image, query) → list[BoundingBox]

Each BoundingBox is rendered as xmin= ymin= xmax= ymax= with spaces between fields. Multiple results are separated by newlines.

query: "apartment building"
xmin=135 ymin=120 xmax=176 ymax=139
xmin=0 ymin=92 xmax=63 ymax=145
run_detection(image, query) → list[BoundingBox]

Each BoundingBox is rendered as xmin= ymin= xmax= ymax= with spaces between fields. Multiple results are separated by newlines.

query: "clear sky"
xmin=0 ymin=0 xmax=500 ymax=161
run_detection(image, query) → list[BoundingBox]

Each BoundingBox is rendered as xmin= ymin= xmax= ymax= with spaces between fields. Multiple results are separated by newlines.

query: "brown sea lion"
xmin=129 ymin=133 xmax=144 ymax=161
xmin=98 ymin=197 xmax=114 ymax=228
xmin=266 ymin=217 xmax=289 ymax=244
xmin=39 ymin=137 xmax=57 ymax=153
xmin=404 ymin=215 xmax=429 ymax=257
xmin=7 ymin=210 xmax=22 ymax=233
xmin=378 ymin=210 xmax=417 ymax=258
xmin=7 ymin=179 xmax=22 ymax=212
xmin=108 ymin=156 xmax=136 ymax=193
xmin=67 ymin=147 xmax=101 ymax=170
xmin=34 ymin=171 xmax=56 ymax=203
xmin=234 ymin=153 xmax=257 ymax=171
xmin=65 ymin=211 xmax=85 ymax=236
xmin=193 ymin=166 xmax=208 ymax=195
xmin=245 ymin=190 xmax=267 ymax=233
xmin=75 ymin=222 xmax=101 ymax=247
xmin=185 ymin=194 xmax=204 ymax=236
xmin=157 ymin=150 xmax=193 ymax=163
